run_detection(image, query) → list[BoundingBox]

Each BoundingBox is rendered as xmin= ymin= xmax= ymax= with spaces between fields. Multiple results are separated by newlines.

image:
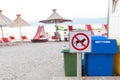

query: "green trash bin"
xmin=63 ymin=49 xmax=77 ymax=76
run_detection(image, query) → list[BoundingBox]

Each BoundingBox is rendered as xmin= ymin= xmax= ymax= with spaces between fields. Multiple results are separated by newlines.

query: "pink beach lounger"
xmin=31 ymin=26 xmax=49 ymax=42
xmin=102 ymin=24 xmax=108 ymax=37
xmin=85 ymin=24 xmax=95 ymax=35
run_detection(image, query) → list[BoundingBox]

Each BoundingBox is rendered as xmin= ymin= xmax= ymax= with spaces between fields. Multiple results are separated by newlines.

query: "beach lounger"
xmin=21 ymin=36 xmax=27 ymax=40
xmin=1 ymin=37 xmax=11 ymax=46
xmin=9 ymin=36 xmax=17 ymax=42
xmin=68 ymin=25 xmax=73 ymax=31
xmin=85 ymin=24 xmax=95 ymax=35
xmin=103 ymin=24 xmax=108 ymax=31
xmin=31 ymin=26 xmax=49 ymax=42
xmin=21 ymin=35 xmax=30 ymax=42
xmin=9 ymin=36 xmax=15 ymax=40
xmin=102 ymin=24 xmax=108 ymax=37
xmin=51 ymin=36 xmax=56 ymax=41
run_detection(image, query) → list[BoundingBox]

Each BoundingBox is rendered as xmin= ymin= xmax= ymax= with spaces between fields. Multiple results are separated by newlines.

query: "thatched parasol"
xmin=39 ymin=9 xmax=72 ymax=24
xmin=0 ymin=10 xmax=12 ymax=37
xmin=9 ymin=14 xmax=30 ymax=37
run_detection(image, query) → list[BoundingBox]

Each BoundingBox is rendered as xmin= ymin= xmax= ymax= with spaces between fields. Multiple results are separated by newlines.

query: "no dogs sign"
xmin=69 ymin=31 xmax=91 ymax=53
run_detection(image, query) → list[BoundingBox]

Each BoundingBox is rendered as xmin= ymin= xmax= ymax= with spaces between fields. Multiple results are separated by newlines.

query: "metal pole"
xmin=19 ymin=26 xmax=22 ymax=40
xmin=0 ymin=25 xmax=4 ymax=38
xmin=107 ymin=0 xmax=110 ymax=38
xmin=77 ymin=53 xmax=82 ymax=80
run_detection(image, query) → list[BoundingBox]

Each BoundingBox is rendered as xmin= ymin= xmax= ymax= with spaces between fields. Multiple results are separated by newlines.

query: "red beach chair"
xmin=102 ymin=24 xmax=108 ymax=37
xmin=1 ymin=37 xmax=11 ymax=45
xmin=51 ymin=36 xmax=56 ymax=41
xmin=68 ymin=25 xmax=73 ymax=31
xmin=85 ymin=24 xmax=95 ymax=35
xmin=9 ymin=36 xmax=17 ymax=42
xmin=21 ymin=36 xmax=28 ymax=41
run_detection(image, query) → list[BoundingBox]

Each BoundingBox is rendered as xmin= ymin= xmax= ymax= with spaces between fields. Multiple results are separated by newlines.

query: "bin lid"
xmin=63 ymin=49 xmax=76 ymax=54
xmin=91 ymin=39 xmax=118 ymax=54
xmin=92 ymin=36 xmax=107 ymax=40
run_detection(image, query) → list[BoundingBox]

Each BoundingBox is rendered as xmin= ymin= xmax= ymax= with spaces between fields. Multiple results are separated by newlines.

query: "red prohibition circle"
xmin=71 ymin=33 xmax=90 ymax=50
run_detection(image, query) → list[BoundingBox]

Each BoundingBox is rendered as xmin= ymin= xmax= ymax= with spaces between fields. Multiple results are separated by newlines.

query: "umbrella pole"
xmin=20 ymin=26 xmax=22 ymax=39
xmin=55 ymin=22 xmax=57 ymax=32
xmin=0 ymin=25 xmax=4 ymax=38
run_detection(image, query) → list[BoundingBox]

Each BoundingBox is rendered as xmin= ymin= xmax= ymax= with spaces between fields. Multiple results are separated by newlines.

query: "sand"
xmin=0 ymin=42 xmax=120 ymax=80
xmin=0 ymin=42 xmax=69 ymax=80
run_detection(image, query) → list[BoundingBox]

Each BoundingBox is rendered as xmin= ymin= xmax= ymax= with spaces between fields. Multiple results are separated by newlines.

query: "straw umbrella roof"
xmin=0 ymin=10 xmax=12 ymax=25
xmin=47 ymin=9 xmax=64 ymax=20
xmin=9 ymin=14 xmax=30 ymax=27
xmin=112 ymin=0 xmax=118 ymax=12
xmin=40 ymin=9 xmax=72 ymax=24
xmin=9 ymin=14 xmax=30 ymax=38
xmin=0 ymin=10 xmax=12 ymax=38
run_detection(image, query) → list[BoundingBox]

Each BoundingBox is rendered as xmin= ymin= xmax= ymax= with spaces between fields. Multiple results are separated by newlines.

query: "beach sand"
xmin=0 ymin=42 xmax=120 ymax=80
xmin=0 ymin=42 xmax=69 ymax=80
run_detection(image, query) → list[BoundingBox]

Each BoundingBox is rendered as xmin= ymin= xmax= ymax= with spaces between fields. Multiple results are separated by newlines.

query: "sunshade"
xmin=112 ymin=0 xmax=118 ymax=12
xmin=0 ymin=10 xmax=12 ymax=38
xmin=9 ymin=14 xmax=30 ymax=37
xmin=39 ymin=9 xmax=72 ymax=24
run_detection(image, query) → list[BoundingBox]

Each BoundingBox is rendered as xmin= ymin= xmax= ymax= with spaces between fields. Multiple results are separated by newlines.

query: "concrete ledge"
xmin=52 ymin=76 xmax=120 ymax=80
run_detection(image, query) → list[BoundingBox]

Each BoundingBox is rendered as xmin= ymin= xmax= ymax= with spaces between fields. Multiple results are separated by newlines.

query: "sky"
xmin=0 ymin=0 xmax=108 ymax=22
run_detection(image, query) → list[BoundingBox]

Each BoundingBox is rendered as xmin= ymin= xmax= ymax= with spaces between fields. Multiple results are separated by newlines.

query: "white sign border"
xmin=69 ymin=30 xmax=91 ymax=53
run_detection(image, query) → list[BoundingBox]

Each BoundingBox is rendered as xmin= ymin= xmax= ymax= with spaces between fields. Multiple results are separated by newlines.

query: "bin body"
xmin=63 ymin=50 xmax=77 ymax=76
xmin=114 ymin=41 xmax=120 ymax=75
xmin=85 ymin=54 xmax=114 ymax=76
xmin=85 ymin=39 xmax=118 ymax=76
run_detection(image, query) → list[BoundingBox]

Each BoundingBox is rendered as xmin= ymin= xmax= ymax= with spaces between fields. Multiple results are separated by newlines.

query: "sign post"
xmin=69 ymin=31 xmax=91 ymax=80
xmin=77 ymin=53 xmax=82 ymax=80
